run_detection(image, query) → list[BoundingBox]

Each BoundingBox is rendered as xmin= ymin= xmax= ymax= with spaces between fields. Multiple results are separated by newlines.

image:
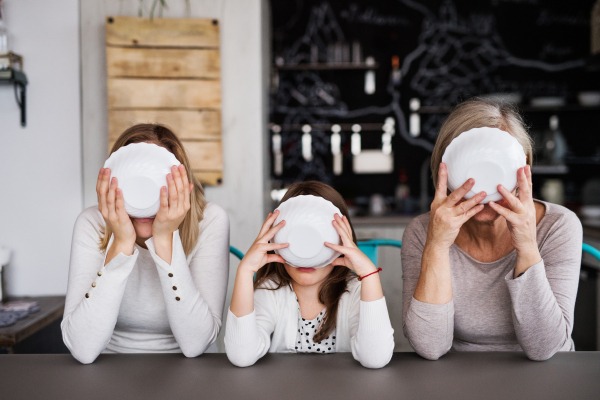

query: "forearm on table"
xmin=506 ymin=261 xmax=573 ymax=360
xmin=413 ymin=243 xmax=453 ymax=304
xmin=62 ymin=252 xmax=137 ymax=364
xmin=352 ymin=297 xmax=394 ymax=368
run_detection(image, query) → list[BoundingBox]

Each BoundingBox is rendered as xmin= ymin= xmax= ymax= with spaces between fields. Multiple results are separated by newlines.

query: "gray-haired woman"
xmin=402 ymin=98 xmax=582 ymax=361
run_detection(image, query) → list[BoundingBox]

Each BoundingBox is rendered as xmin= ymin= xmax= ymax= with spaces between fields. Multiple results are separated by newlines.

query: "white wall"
xmin=0 ymin=0 xmax=82 ymax=296
xmin=80 ymin=0 xmax=269 ymax=350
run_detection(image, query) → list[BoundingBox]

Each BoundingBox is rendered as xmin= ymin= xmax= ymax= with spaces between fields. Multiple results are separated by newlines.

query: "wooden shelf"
xmin=274 ymin=62 xmax=379 ymax=71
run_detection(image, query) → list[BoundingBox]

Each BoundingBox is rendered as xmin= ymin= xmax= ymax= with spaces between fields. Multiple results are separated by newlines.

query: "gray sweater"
xmin=401 ymin=200 xmax=582 ymax=361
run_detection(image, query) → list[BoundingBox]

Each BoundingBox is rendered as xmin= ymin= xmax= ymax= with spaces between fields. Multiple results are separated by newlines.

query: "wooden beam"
xmin=106 ymin=47 xmax=220 ymax=79
xmin=106 ymin=16 xmax=219 ymax=48
xmin=109 ymin=110 xmax=222 ymax=141
xmin=183 ymin=140 xmax=223 ymax=170
xmin=193 ymin=171 xmax=223 ymax=186
xmin=108 ymin=78 xmax=221 ymax=109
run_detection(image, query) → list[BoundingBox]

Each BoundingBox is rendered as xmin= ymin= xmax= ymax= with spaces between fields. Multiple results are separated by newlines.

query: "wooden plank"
xmin=0 ymin=296 xmax=65 ymax=346
xmin=106 ymin=16 xmax=219 ymax=48
xmin=109 ymin=110 xmax=221 ymax=141
xmin=107 ymin=140 xmax=223 ymax=172
xmin=183 ymin=140 xmax=223 ymax=170
xmin=193 ymin=171 xmax=223 ymax=186
xmin=108 ymin=79 xmax=221 ymax=109
xmin=106 ymin=47 xmax=220 ymax=79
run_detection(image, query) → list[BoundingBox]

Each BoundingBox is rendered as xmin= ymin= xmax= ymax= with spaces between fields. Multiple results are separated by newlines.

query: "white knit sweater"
xmin=61 ymin=203 xmax=230 ymax=364
xmin=224 ymin=278 xmax=395 ymax=368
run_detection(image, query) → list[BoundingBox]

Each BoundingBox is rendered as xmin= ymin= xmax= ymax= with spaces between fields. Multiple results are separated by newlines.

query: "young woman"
xmin=62 ymin=124 xmax=230 ymax=364
xmin=225 ymin=181 xmax=394 ymax=368
xmin=402 ymin=98 xmax=582 ymax=361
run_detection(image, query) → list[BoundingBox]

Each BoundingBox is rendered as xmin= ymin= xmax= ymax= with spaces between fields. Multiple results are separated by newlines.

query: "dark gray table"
xmin=1 ymin=352 xmax=599 ymax=400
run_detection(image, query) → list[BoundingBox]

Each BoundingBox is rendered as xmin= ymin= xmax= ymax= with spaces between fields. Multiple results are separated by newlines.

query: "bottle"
xmin=543 ymin=115 xmax=567 ymax=165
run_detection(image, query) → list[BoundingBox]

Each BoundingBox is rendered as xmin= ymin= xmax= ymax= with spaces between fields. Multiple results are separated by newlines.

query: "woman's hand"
xmin=488 ymin=165 xmax=541 ymax=276
xmin=325 ymin=214 xmax=383 ymax=301
xmin=237 ymin=210 xmax=289 ymax=274
xmin=427 ymin=162 xmax=487 ymax=250
xmin=152 ymin=164 xmax=193 ymax=240
xmin=325 ymin=214 xmax=377 ymax=277
xmin=97 ymin=168 xmax=136 ymax=264
xmin=97 ymin=168 xmax=136 ymax=246
xmin=151 ymin=164 xmax=193 ymax=264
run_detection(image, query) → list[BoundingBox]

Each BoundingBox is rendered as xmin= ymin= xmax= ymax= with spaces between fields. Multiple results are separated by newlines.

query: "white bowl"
xmin=441 ymin=127 xmax=526 ymax=203
xmin=103 ymin=143 xmax=181 ymax=218
xmin=273 ymin=195 xmax=342 ymax=268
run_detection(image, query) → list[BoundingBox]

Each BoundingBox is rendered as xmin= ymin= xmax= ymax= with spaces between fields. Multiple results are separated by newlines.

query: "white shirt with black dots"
xmin=295 ymin=301 xmax=336 ymax=354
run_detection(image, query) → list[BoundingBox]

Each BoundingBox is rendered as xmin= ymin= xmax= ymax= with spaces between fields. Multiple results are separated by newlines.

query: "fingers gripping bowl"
xmin=273 ymin=195 xmax=342 ymax=269
xmin=103 ymin=142 xmax=181 ymax=218
xmin=441 ymin=127 xmax=527 ymax=203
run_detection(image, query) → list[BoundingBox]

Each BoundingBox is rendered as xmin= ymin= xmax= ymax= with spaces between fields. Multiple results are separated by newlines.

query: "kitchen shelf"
xmin=274 ymin=62 xmax=379 ymax=71
xmin=271 ymin=122 xmax=386 ymax=132
xmin=0 ymin=69 xmax=28 ymax=127
xmin=418 ymin=105 xmax=600 ymax=114
xmin=531 ymin=165 xmax=569 ymax=174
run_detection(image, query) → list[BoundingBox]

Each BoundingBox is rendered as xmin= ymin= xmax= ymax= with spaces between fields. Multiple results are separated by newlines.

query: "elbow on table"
xmin=357 ymin=351 xmax=393 ymax=369
xmin=414 ymin=345 xmax=449 ymax=361
xmin=61 ymin=328 xmax=99 ymax=364
xmin=523 ymin=347 xmax=558 ymax=362
xmin=225 ymin=350 xmax=258 ymax=368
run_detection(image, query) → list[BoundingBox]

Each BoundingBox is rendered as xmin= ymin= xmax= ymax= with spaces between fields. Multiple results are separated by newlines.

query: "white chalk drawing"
xmin=273 ymin=0 xmax=586 ymax=180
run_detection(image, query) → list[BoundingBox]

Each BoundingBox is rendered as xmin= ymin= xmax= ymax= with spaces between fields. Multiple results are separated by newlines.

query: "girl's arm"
xmin=225 ymin=211 xmax=289 ymax=367
xmin=146 ymin=203 xmax=230 ymax=357
xmin=61 ymin=169 xmax=139 ymax=364
xmin=325 ymin=214 xmax=394 ymax=368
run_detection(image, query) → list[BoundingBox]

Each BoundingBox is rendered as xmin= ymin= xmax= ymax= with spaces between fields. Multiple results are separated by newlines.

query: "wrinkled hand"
xmin=488 ymin=165 xmax=540 ymax=258
xmin=97 ymin=167 xmax=136 ymax=246
xmin=152 ymin=164 xmax=193 ymax=240
xmin=427 ymin=162 xmax=486 ymax=249
xmin=324 ymin=214 xmax=377 ymax=277
xmin=238 ymin=210 xmax=289 ymax=274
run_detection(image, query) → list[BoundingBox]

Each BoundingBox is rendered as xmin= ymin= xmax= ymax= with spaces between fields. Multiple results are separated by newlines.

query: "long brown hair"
xmin=99 ymin=124 xmax=207 ymax=256
xmin=254 ymin=181 xmax=357 ymax=343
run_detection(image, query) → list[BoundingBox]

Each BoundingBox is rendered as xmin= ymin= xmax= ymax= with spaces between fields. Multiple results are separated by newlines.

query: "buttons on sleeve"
xmin=97 ymin=271 xmax=102 ymax=276
xmin=175 ymin=297 xmax=181 ymax=301
xmin=91 ymin=282 xmax=97 ymax=288
xmin=172 ymin=286 xmax=177 ymax=291
xmin=85 ymin=293 xmax=90 ymax=298
xmin=168 ymin=273 xmax=173 ymax=277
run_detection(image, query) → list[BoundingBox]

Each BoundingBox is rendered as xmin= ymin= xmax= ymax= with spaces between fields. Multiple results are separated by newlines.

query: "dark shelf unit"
xmin=274 ymin=62 xmax=379 ymax=71
xmin=419 ymin=105 xmax=600 ymax=114
xmin=0 ymin=69 xmax=28 ymax=127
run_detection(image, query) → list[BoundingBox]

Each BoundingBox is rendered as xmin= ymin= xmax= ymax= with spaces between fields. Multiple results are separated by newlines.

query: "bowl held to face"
xmin=273 ymin=195 xmax=342 ymax=269
xmin=103 ymin=142 xmax=181 ymax=218
xmin=441 ymin=127 xmax=527 ymax=203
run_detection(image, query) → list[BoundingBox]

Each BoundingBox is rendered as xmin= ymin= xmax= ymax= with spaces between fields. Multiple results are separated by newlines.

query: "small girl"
xmin=225 ymin=181 xmax=394 ymax=368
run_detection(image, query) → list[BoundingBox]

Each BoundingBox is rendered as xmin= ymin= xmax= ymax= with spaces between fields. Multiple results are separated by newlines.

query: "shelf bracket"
xmin=14 ymin=81 xmax=26 ymax=127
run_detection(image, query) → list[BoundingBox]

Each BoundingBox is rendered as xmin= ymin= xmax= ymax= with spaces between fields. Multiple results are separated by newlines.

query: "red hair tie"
xmin=358 ymin=268 xmax=382 ymax=281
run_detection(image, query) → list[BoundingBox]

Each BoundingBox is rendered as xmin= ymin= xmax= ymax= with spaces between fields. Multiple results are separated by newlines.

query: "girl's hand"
xmin=97 ymin=168 xmax=136 ymax=247
xmin=152 ymin=164 xmax=193 ymax=240
xmin=238 ymin=210 xmax=289 ymax=274
xmin=488 ymin=165 xmax=541 ymax=274
xmin=324 ymin=214 xmax=377 ymax=277
xmin=427 ymin=162 xmax=487 ymax=249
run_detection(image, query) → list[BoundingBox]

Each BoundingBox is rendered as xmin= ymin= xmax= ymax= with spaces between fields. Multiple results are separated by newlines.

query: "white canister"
xmin=0 ymin=246 xmax=11 ymax=302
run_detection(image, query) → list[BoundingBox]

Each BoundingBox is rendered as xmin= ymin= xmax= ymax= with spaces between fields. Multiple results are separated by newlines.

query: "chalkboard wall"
xmin=270 ymin=0 xmax=599 ymax=212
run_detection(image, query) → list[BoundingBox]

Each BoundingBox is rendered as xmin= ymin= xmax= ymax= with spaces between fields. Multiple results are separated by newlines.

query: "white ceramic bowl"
xmin=441 ymin=127 xmax=526 ymax=203
xmin=273 ymin=195 xmax=342 ymax=268
xmin=103 ymin=143 xmax=181 ymax=218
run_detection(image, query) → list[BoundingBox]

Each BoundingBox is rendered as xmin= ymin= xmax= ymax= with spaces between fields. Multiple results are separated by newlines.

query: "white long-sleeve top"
xmin=61 ymin=202 xmax=230 ymax=364
xmin=224 ymin=278 xmax=394 ymax=369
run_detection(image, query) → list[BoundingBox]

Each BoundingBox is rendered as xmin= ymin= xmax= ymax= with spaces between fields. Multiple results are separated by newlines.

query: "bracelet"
xmin=358 ymin=268 xmax=382 ymax=281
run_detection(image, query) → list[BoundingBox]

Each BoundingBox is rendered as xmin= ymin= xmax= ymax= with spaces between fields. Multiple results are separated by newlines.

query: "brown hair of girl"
xmin=99 ymin=124 xmax=207 ymax=256
xmin=254 ymin=181 xmax=357 ymax=343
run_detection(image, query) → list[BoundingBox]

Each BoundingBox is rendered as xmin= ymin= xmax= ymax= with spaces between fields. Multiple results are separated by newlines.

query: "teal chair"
xmin=357 ymin=239 xmax=402 ymax=266
xmin=582 ymin=243 xmax=600 ymax=263
xmin=230 ymin=246 xmax=244 ymax=260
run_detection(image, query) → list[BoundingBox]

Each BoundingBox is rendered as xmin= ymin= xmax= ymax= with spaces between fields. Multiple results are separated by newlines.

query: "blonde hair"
xmin=431 ymin=98 xmax=533 ymax=187
xmin=99 ymin=124 xmax=207 ymax=256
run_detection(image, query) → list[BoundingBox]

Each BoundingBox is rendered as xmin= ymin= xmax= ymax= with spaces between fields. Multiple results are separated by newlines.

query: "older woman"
xmin=402 ymin=98 xmax=582 ymax=361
